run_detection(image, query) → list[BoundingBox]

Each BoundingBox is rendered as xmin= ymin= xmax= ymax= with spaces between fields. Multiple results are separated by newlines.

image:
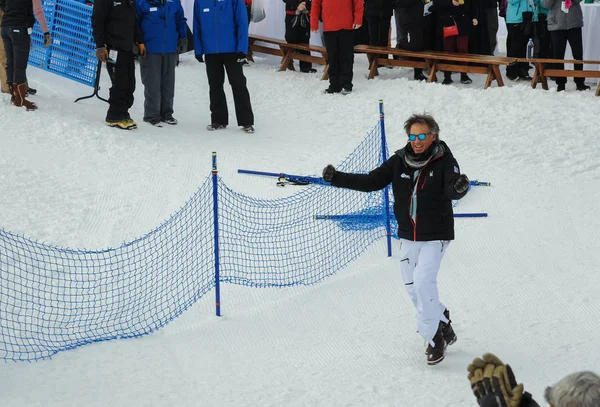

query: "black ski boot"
xmin=441 ymin=309 xmax=457 ymax=347
xmin=426 ymin=323 xmax=446 ymax=365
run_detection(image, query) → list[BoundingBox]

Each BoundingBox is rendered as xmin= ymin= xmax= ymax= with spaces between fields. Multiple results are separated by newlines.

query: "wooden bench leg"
xmin=530 ymin=63 xmax=540 ymax=89
xmin=428 ymin=61 xmax=438 ymax=83
xmin=247 ymin=39 xmax=255 ymax=63
xmin=484 ymin=66 xmax=494 ymax=89
xmin=278 ymin=47 xmax=293 ymax=72
xmin=596 ymin=82 xmax=600 ymax=97
xmin=368 ymin=54 xmax=379 ymax=79
xmin=321 ymin=64 xmax=329 ymax=81
xmin=538 ymin=63 xmax=549 ymax=91
xmin=491 ymin=65 xmax=504 ymax=87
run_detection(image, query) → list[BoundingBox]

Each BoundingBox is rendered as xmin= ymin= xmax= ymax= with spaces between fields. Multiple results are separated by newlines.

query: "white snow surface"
xmin=1 ymin=53 xmax=600 ymax=407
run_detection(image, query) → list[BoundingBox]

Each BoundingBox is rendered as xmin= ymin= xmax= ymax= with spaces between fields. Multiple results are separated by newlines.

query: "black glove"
xmin=178 ymin=38 xmax=188 ymax=54
xmin=322 ymin=165 xmax=336 ymax=183
xmin=195 ymin=54 xmax=204 ymax=63
xmin=454 ymin=174 xmax=470 ymax=194
xmin=237 ymin=53 xmax=248 ymax=65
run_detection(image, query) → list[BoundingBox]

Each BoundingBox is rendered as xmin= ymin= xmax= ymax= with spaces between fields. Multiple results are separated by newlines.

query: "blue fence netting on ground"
xmin=0 ymin=103 xmax=487 ymax=361
xmin=29 ymin=0 xmax=97 ymax=87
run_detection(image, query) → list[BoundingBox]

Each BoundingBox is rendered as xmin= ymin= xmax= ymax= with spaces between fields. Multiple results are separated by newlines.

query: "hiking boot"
xmin=441 ymin=309 xmax=457 ymax=347
xmin=341 ymin=88 xmax=352 ymax=95
xmin=324 ymin=87 xmax=341 ymax=94
xmin=300 ymin=68 xmax=317 ymax=73
xmin=242 ymin=125 xmax=254 ymax=134
xmin=414 ymin=72 xmax=427 ymax=81
xmin=207 ymin=123 xmax=226 ymax=131
xmin=460 ymin=74 xmax=472 ymax=84
xmin=162 ymin=117 xmax=178 ymax=125
xmin=16 ymin=83 xmax=37 ymax=110
xmin=25 ymin=85 xmax=37 ymax=96
xmin=425 ymin=323 xmax=446 ymax=365
xmin=106 ymin=118 xmax=136 ymax=130
xmin=576 ymin=84 xmax=590 ymax=91
xmin=144 ymin=118 xmax=163 ymax=127
xmin=442 ymin=78 xmax=453 ymax=85
xmin=557 ymin=83 xmax=566 ymax=92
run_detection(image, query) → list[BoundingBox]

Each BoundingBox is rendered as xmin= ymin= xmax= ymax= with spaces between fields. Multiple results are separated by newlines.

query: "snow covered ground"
xmin=1 ymin=52 xmax=599 ymax=406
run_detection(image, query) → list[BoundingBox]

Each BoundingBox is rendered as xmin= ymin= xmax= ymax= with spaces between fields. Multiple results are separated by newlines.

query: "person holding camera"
xmin=0 ymin=0 xmax=51 ymax=110
xmin=193 ymin=0 xmax=255 ymax=133
xmin=283 ymin=0 xmax=317 ymax=73
xmin=436 ymin=0 xmax=479 ymax=84
xmin=136 ymin=0 xmax=187 ymax=127
xmin=92 ymin=0 xmax=145 ymax=130
xmin=321 ymin=114 xmax=470 ymax=365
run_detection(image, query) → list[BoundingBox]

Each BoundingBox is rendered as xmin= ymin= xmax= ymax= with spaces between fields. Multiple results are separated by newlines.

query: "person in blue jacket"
xmin=505 ymin=0 xmax=536 ymax=81
xmin=193 ymin=0 xmax=255 ymax=133
xmin=137 ymin=0 xmax=187 ymax=126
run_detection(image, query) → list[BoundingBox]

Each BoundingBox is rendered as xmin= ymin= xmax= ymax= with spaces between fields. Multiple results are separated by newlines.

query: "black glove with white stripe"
xmin=454 ymin=174 xmax=470 ymax=194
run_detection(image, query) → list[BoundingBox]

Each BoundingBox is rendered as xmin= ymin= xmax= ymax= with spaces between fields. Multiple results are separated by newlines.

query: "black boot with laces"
xmin=426 ymin=323 xmax=446 ymax=365
xmin=441 ymin=309 xmax=457 ymax=347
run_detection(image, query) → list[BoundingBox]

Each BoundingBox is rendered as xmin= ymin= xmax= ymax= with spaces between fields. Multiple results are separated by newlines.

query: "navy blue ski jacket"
xmin=193 ymin=0 xmax=248 ymax=56
xmin=136 ymin=0 xmax=187 ymax=54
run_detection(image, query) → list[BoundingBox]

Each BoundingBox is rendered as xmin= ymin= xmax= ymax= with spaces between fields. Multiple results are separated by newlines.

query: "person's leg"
xmin=323 ymin=31 xmax=341 ymax=92
xmin=10 ymin=27 xmax=35 ymax=109
xmin=486 ymin=6 xmax=499 ymax=55
xmin=506 ymin=23 xmax=524 ymax=79
xmin=205 ymin=53 xmax=229 ymax=125
xmin=442 ymin=36 xmax=457 ymax=82
xmin=160 ymin=53 xmax=178 ymax=120
xmin=338 ymin=29 xmax=355 ymax=91
xmin=399 ymin=239 xmax=421 ymax=310
xmin=550 ymin=30 xmax=568 ymax=87
xmin=140 ymin=53 xmax=162 ymax=122
xmin=567 ymin=27 xmax=586 ymax=88
xmin=223 ymin=53 xmax=254 ymax=127
xmin=413 ymin=240 xmax=450 ymax=346
xmin=0 ymin=24 xmax=8 ymax=93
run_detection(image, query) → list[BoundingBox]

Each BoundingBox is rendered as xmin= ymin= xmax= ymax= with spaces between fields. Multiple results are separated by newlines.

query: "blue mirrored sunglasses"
xmin=408 ymin=133 xmax=429 ymax=141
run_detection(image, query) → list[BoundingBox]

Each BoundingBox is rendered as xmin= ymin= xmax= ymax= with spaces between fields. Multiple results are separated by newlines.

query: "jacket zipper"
xmin=407 ymin=154 xmax=444 ymax=241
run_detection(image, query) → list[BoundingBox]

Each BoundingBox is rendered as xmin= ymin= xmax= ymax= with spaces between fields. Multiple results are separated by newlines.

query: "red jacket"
xmin=310 ymin=0 xmax=364 ymax=32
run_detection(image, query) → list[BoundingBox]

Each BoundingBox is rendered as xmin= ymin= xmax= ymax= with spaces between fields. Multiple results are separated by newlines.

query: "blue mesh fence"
xmin=29 ymin=0 xmax=97 ymax=87
xmin=0 ymin=116 xmax=447 ymax=361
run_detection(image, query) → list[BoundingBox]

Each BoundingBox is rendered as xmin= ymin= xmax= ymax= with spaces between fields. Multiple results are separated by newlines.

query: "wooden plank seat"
xmin=354 ymin=45 xmax=517 ymax=89
xmin=517 ymin=58 xmax=600 ymax=97
xmin=248 ymin=34 xmax=329 ymax=80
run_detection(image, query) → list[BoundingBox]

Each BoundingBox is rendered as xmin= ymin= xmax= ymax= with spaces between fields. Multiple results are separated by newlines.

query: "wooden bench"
xmin=248 ymin=34 xmax=329 ymax=80
xmin=518 ymin=58 xmax=600 ymax=96
xmin=354 ymin=45 xmax=517 ymax=89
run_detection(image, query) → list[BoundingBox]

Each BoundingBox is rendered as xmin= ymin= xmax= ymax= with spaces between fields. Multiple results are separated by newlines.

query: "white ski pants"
xmin=399 ymin=238 xmax=450 ymax=346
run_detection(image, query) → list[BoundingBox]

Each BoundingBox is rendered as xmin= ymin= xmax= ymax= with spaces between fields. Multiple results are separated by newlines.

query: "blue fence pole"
xmin=379 ymin=100 xmax=393 ymax=257
xmin=212 ymin=152 xmax=221 ymax=317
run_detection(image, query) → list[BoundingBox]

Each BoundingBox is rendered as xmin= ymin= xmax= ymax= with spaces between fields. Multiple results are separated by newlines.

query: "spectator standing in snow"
xmin=193 ymin=0 xmax=255 ymax=133
xmin=321 ymin=114 xmax=470 ymax=365
xmin=0 ymin=0 xmax=51 ymax=110
xmin=283 ymin=0 xmax=317 ymax=73
xmin=136 ymin=0 xmax=187 ymax=127
xmin=310 ymin=0 xmax=364 ymax=94
xmin=394 ymin=0 xmax=429 ymax=81
xmin=92 ymin=0 xmax=144 ymax=130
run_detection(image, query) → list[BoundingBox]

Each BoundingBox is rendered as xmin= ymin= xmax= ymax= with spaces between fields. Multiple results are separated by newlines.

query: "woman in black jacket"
xmin=283 ymin=0 xmax=316 ymax=73
xmin=321 ymin=114 xmax=470 ymax=365
xmin=435 ymin=0 xmax=479 ymax=84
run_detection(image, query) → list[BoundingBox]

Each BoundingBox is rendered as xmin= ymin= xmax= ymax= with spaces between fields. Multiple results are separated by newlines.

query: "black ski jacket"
xmin=331 ymin=141 xmax=468 ymax=241
xmin=0 ymin=0 xmax=35 ymax=29
xmin=92 ymin=0 xmax=142 ymax=52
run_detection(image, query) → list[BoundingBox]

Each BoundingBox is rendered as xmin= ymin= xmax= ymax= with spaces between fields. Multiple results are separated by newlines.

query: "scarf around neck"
xmin=402 ymin=142 xmax=442 ymax=169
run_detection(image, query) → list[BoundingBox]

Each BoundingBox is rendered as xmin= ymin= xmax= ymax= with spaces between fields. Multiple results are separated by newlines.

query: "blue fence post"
xmin=212 ymin=152 xmax=221 ymax=317
xmin=379 ymin=100 xmax=393 ymax=257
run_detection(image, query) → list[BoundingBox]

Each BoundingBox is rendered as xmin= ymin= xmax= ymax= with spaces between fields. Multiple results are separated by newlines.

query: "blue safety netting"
xmin=0 ymin=122 xmax=399 ymax=361
xmin=29 ymin=0 xmax=97 ymax=87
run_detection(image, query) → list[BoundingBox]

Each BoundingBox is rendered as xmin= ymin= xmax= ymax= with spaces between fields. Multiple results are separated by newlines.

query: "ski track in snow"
xmin=0 ymin=53 xmax=599 ymax=406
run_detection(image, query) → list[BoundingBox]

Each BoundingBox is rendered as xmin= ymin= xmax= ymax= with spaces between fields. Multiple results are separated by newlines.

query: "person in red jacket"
xmin=310 ymin=0 xmax=363 ymax=94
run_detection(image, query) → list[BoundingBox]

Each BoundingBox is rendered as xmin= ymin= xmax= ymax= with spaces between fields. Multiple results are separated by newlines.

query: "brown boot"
xmin=7 ymin=82 xmax=17 ymax=105
xmin=16 ymin=83 xmax=37 ymax=111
